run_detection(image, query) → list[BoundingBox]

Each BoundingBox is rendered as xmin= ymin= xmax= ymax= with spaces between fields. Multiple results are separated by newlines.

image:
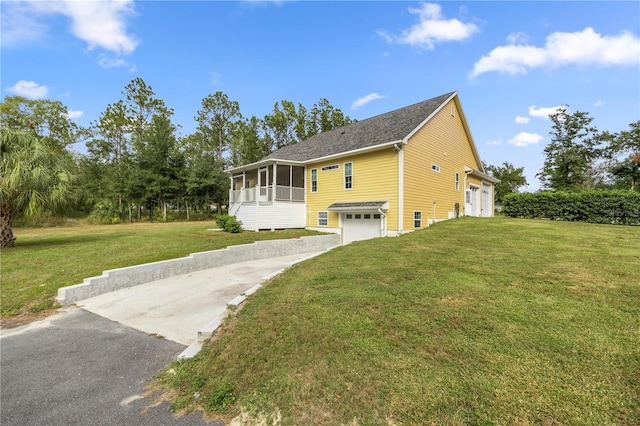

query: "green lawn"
xmin=154 ymin=217 xmax=640 ymax=425
xmin=1 ymin=221 xmax=319 ymax=316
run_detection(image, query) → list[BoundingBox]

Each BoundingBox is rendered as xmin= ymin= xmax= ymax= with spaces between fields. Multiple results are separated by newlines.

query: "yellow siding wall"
xmin=403 ymin=99 xmax=481 ymax=229
xmin=306 ymin=148 xmax=399 ymax=229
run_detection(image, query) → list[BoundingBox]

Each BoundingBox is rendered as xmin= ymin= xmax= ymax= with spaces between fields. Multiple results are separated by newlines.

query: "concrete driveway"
xmin=75 ymin=253 xmax=315 ymax=348
xmin=1 ymin=252 xmax=320 ymax=425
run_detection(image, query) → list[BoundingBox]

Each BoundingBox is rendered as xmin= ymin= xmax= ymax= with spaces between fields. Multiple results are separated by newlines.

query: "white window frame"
xmin=414 ymin=211 xmax=422 ymax=229
xmin=318 ymin=211 xmax=328 ymax=226
xmin=321 ymin=164 xmax=339 ymax=171
xmin=344 ymin=162 xmax=353 ymax=189
xmin=455 ymin=172 xmax=460 ymax=190
xmin=311 ymin=168 xmax=318 ymax=193
xmin=431 ymin=164 xmax=440 ymax=173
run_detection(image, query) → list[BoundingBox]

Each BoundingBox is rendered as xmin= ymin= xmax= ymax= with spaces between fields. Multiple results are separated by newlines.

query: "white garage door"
xmin=342 ymin=213 xmax=382 ymax=244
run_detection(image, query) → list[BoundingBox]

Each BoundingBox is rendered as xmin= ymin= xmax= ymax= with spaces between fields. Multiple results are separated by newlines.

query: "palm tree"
xmin=1 ymin=128 xmax=74 ymax=247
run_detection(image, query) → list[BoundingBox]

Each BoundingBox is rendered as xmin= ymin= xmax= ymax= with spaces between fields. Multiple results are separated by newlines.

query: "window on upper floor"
xmin=431 ymin=164 xmax=440 ymax=173
xmin=318 ymin=211 xmax=328 ymax=226
xmin=311 ymin=169 xmax=318 ymax=193
xmin=414 ymin=211 xmax=422 ymax=229
xmin=344 ymin=162 xmax=353 ymax=189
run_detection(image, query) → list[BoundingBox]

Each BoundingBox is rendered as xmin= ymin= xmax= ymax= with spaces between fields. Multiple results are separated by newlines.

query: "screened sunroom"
xmin=228 ymin=161 xmax=306 ymax=231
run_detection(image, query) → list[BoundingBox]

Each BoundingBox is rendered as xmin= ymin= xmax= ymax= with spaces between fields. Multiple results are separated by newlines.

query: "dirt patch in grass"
xmin=0 ymin=308 xmax=58 ymax=329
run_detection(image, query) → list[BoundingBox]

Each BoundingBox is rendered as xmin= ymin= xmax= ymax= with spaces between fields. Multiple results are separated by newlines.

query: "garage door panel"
xmin=343 ymin=214 xmax=381 ymax=244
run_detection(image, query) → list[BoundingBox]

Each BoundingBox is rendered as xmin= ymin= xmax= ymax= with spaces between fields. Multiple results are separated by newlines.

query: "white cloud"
xmin=486 ymin=139 xmax=502 ymax=146
xmin=98 ymin=54 xmax=129 ymax=68
xmin=66 ymin=110 xmax=84 ymax=120
xmin=507 ymin=132 xmax=544 ymax=147
xmin=594 ymin=100 xmax=606 ymax=107
xmin=0 ymin=1 xmax=48 ymax=46
xmin=2 ymin=0 xmax=138 ymax=55
xmin=7 ymin=80 xmax=49 ymax=99
xmin=507 ymin=32 xmax=529 ymax=45
xmin=470 ymin=27 xmax=640 ymax=78
xmin=351 ymin=93 xmax=386 ymax=110
xmin=378 ymin=3 xmax=479 ymax=49
xmin=515 ymin=115 xmax=530 ymax=124
xmin=528 ymin=105 xmax=563 ymax=119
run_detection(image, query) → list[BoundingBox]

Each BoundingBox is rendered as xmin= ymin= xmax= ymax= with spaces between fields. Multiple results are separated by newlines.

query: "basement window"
xmin=318 ymin=211 xmax=328 ymax=226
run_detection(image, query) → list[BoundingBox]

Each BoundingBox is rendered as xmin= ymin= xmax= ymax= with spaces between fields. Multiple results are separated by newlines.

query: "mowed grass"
xmin=155 ymin=217 xmax=640 ymax=425
xmin=1 ymin=221 xmax=320 ymax=317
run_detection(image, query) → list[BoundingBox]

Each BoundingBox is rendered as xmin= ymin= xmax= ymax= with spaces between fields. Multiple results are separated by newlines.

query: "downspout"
xmin=396 ymin=143 xmax=404 ymax=235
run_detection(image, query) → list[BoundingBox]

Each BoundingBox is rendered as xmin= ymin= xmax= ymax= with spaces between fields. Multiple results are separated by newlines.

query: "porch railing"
xmin=230 ymin=185 xmax=304 ymax=203
xmin=275 ymin=185 xmax=305 ymax=202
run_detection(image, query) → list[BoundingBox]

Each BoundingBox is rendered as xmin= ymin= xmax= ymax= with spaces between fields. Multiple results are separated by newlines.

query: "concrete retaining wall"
xmin=56 ymin=234 xmax=340 ymax=305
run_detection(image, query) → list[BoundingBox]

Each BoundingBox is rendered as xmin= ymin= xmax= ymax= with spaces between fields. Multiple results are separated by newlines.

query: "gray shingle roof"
xmin=263 ymin=92 xmax=455 ymax=162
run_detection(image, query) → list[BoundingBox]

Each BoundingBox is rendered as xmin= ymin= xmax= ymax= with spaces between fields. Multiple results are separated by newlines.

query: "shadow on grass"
xmin=14 ymin=232 xmax=130 ymax=249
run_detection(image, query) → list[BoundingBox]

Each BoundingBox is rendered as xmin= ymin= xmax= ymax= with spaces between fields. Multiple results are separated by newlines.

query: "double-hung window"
xmin=344 ymin=162 xmax=353 ymax=189
xmin=455 ymin=172 xmax=460 ymax=190
xmin=318 ymin=211 xmax=328 ymax=226
xmin=311 ymin=169 xmax=318 ymax=193
xmin=414 ymin=211 xmax=422 ymax=228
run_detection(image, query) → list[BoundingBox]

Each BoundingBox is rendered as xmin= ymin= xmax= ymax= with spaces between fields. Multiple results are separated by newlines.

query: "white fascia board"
xmin=228 ymin=159 xmax=306 ymax=174
xmin=306 ymin=140 xmax=402 ymax=165
xmin=230 ymin=141 xmax=402 ymax=173
xmin=454 ymin=94 xmax=485 ymax=173
xmin=467 ymin=167 xmax=501 ymax=184
xmin=403 ymin=92 xmax=457 ymax=144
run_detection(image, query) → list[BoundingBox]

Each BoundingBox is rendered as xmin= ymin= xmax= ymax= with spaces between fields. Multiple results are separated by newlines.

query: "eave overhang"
xmin=465 ymin=166 xmax=501 ymax=184
xmin=227 ymin=159 xmax=306 ymax=174
xmin=327 ymin=201 xmax=389 ymax=212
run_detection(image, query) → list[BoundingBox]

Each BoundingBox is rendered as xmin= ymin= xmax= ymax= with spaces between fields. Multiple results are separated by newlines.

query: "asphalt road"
xmin=1 ymin=308 xmax=221 ymax=425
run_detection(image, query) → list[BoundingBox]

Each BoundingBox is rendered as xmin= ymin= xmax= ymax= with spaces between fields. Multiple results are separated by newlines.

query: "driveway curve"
xmin=1 ymin=252 xmax=320 ymax=425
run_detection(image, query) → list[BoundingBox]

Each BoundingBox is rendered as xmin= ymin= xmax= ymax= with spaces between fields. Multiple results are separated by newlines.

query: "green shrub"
xmin=216 ymin=214 xmax=229 ymax=229
xmin=502 ymin=190 xmax=640 ymax=225
xmin=216 ymin=214 xmax=243 ymax=233
xmin=88 ymin=199 xmax=124 ymax=224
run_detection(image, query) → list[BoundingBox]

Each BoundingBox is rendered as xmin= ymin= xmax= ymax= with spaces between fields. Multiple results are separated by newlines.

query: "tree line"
xmin=0 ymin=77 xmax=355 ymax=245
xmin=1 ymin=77 xmax=638 ymax=247
xmin=486 ymin=107 xmax=639 ymax=204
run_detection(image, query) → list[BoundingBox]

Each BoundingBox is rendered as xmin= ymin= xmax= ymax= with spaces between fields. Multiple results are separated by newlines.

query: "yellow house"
xmin=228 ymin=91 xmax=499 ymax=243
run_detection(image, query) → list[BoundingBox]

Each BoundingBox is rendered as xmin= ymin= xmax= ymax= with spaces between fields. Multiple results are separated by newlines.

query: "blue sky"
xmin=2 ymin=1 xmax=639 ymax=191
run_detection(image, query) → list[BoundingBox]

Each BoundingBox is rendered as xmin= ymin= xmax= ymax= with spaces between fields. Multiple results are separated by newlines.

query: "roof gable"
xmin=263 ymin=92 xmax=456 ymax=163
